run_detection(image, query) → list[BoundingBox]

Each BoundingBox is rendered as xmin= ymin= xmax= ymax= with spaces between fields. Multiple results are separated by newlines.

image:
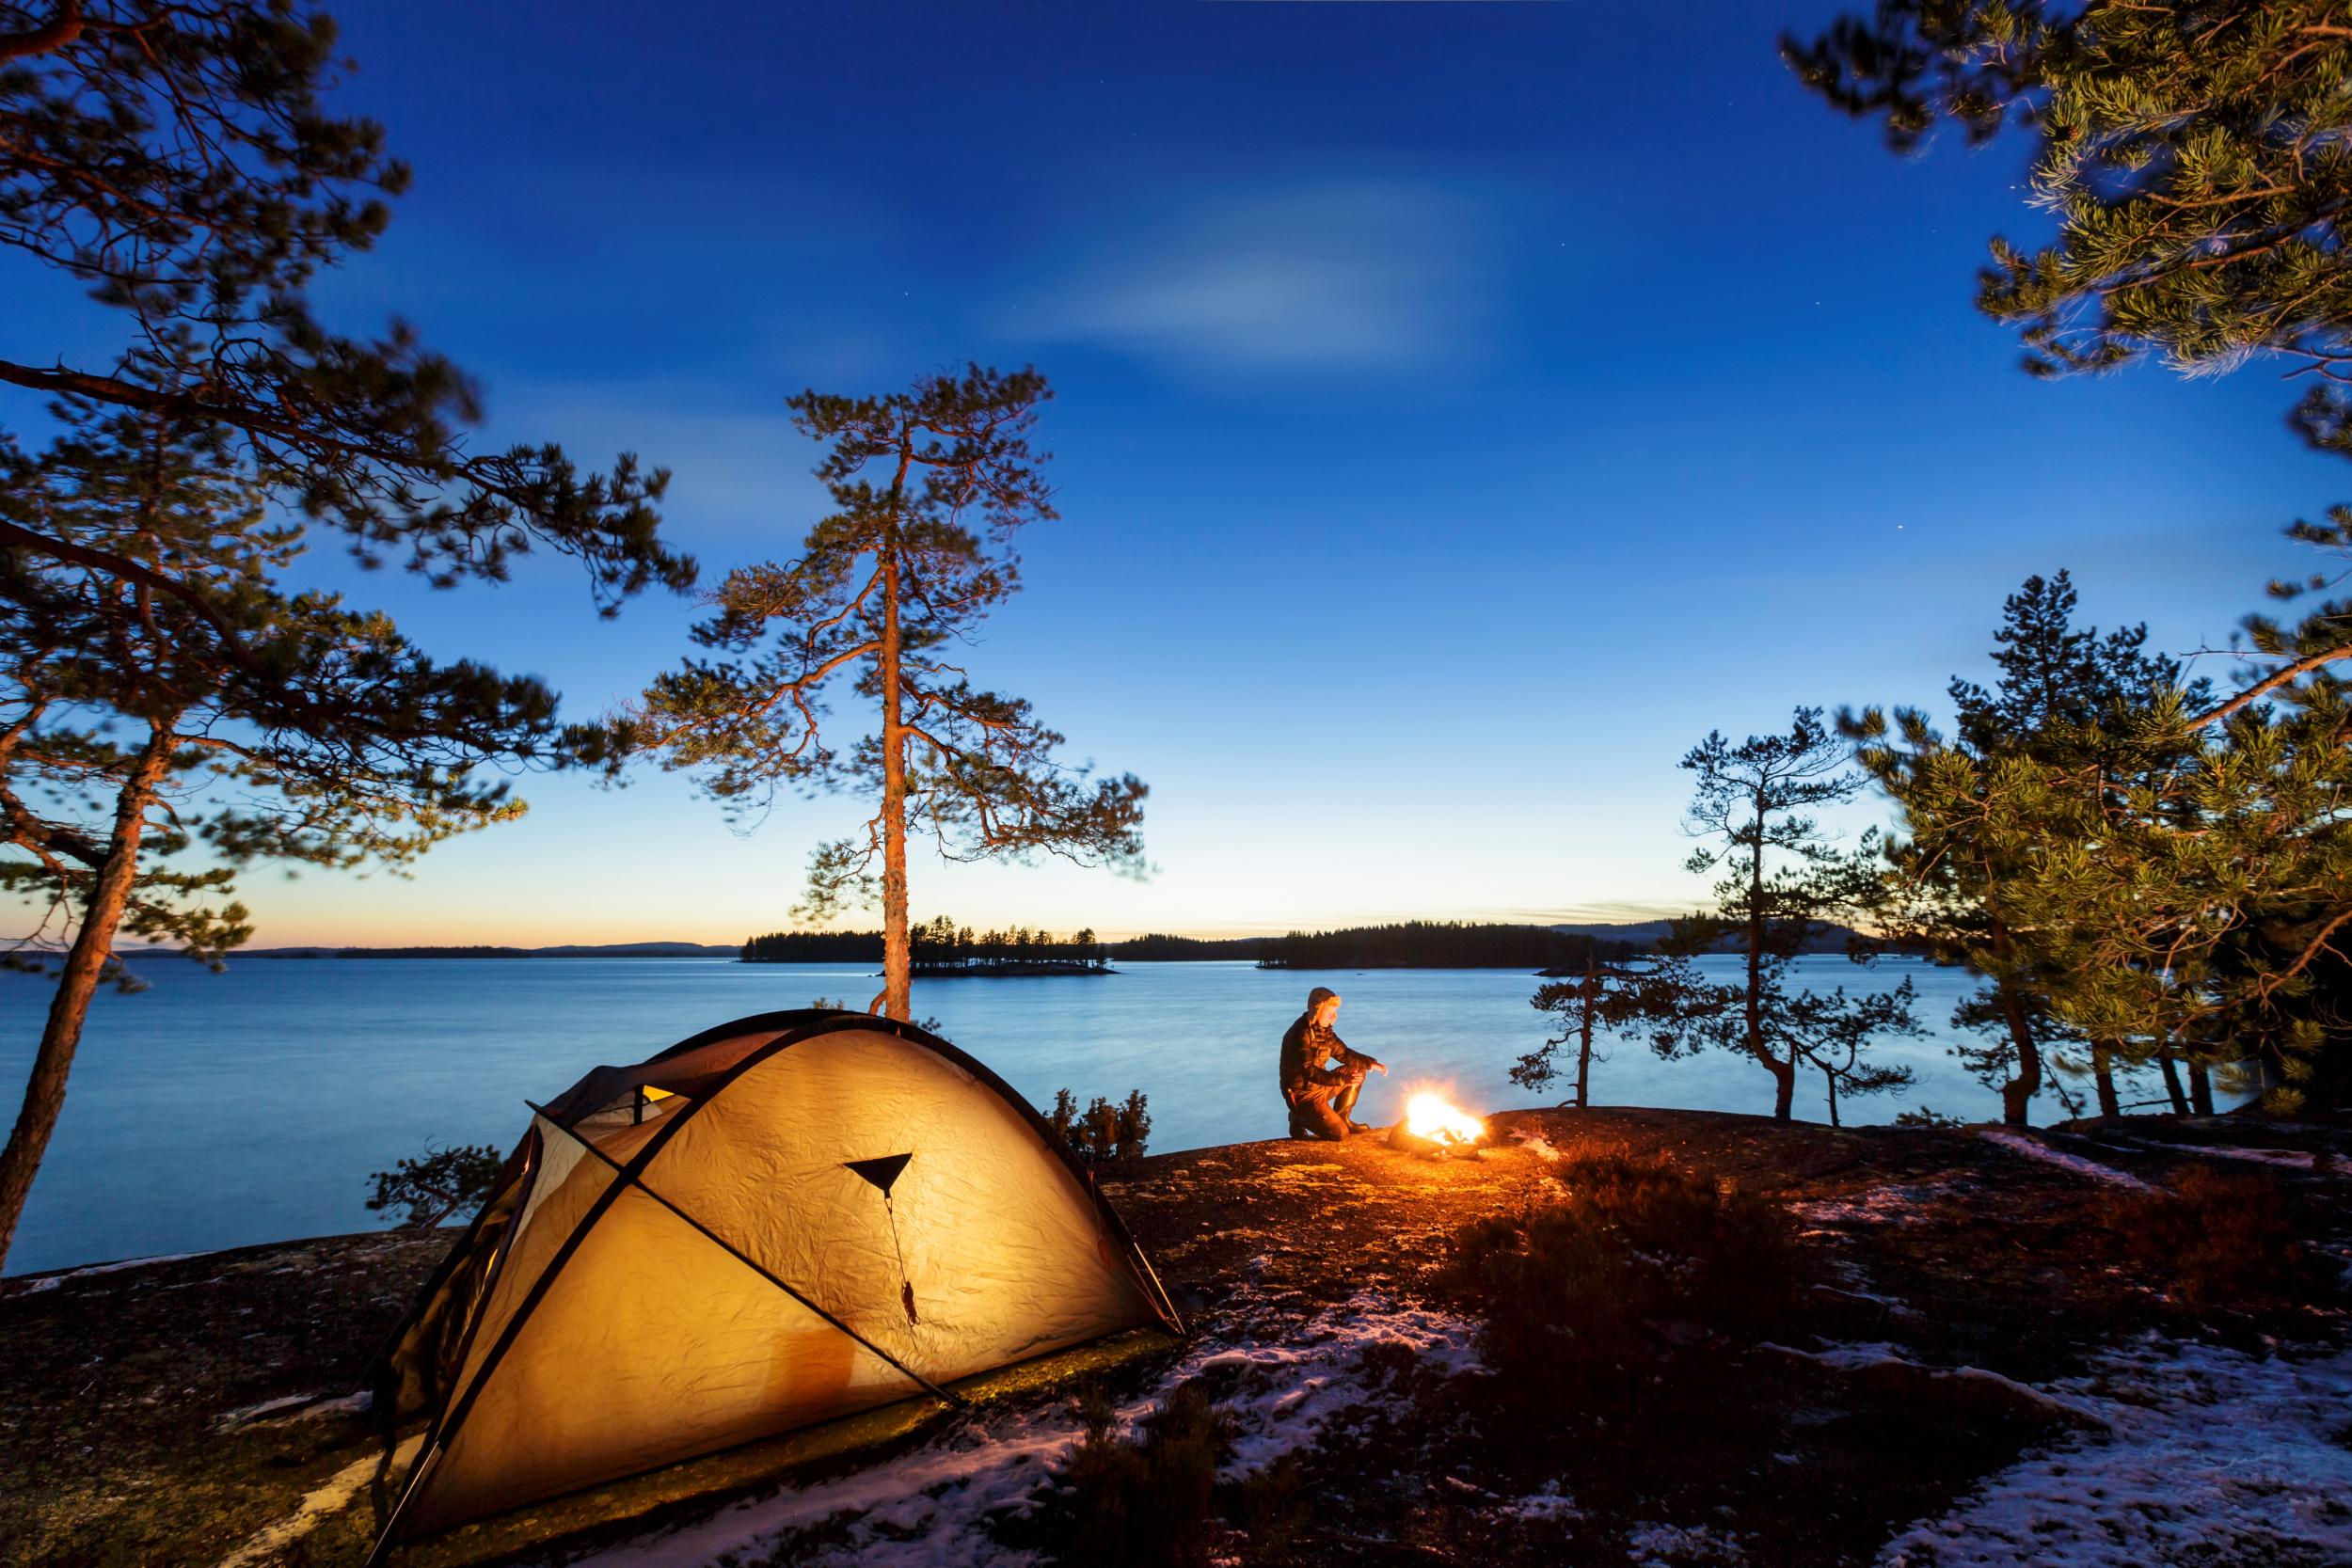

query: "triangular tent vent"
xmin=844 ymin=1151 xmax=914 ymax=1194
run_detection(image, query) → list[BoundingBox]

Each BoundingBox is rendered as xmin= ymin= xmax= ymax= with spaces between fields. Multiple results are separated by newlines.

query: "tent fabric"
xmin=372 ymin=1009 xmax=1180 ymax=1550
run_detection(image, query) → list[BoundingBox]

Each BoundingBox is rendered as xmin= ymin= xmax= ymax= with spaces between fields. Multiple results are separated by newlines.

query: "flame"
xmin=1404 ymin=1090 xmax=1486 ymax=1147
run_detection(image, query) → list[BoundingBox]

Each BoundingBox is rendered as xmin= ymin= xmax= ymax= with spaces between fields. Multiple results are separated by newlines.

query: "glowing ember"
xmin=1404 ymin=1091 xmax=1486 ymax=1147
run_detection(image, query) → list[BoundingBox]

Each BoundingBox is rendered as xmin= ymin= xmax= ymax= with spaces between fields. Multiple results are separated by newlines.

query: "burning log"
xmin=1388 ymin=1091 xmax=1489 ymax=1160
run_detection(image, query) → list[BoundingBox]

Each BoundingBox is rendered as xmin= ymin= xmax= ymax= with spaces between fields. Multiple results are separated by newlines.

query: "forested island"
xmin=744 ymin=918 xmax=1112 ymax=976
xmin=740 ymin=920 xmax=1647 ymax=972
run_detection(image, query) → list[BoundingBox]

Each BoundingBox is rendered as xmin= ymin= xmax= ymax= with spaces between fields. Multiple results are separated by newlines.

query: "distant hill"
xmin=1107 ymin=933 xmax=1266 ymax=961
xmin=1549 ymin=920 xmax=1898 ymax=956
xmin=1258 ymin=921 xmax=1641 ymax=971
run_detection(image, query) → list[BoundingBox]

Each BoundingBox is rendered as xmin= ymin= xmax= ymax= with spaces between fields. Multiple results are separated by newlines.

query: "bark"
xmin=2091 ymin=1041 xmax=2121 ymax=1121
xmin=1574 ymin=951 xmax=1595 ymax=1110
xmin=2158 ymin=1053 xmax=2190 ymax=1116
xmin=2188 ymin=1059 xmax=2216 ymax=1117
xmin=1746 ymin=789 xmax=1791 ymax=1120
xmin=0 ymin=723 xmax=170 ymax=1270
xmin=1986 ymin=916 xmax=2042 ymax=1127
xmin=1995 ymin=986 xmax=2042 ymax=1128
xmin=0 ymin=3 xmax=85 ymax=65
xmin=879 ymin=549 xmax=910 ymax=1022
xmin=1824 ymin=1067 xmax=1840 ymax=1128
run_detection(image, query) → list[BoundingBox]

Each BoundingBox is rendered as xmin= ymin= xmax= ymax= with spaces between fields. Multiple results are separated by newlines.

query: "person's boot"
xmin=1346 ymin=1119 xmax=1375 ymax=1134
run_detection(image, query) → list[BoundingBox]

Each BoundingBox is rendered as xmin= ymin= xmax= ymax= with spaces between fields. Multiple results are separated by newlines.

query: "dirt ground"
xmin=3 ymin=1107 xmax=2345 ymax=1568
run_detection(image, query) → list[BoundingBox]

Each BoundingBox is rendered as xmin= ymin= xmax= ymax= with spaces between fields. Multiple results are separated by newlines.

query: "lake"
xmin=3 ymin=953 xmax=2074 ymax=1275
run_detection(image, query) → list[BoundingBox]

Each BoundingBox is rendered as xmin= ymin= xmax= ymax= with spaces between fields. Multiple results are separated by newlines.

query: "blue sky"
xmin=19 ymin=1 xmax=2344 ymax=944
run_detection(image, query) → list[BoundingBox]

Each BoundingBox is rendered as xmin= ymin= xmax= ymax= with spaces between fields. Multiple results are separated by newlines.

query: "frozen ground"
xmin=1877 ymin=1334 xmax=2352 ymax=1567
xmin=1975 ymin=1131 xmax=2156 ymax=1193
xmin=567 ymin=1292 xmax=1482 ymax=1568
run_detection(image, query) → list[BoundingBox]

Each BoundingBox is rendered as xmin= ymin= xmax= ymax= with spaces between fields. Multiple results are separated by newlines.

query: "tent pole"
xmin=528 ymin=1106 xmax=964 ymax=1408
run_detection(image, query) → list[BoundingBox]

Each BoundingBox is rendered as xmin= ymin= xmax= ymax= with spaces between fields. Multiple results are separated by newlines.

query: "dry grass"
xmin=1037 ymin=1382 xmax=1225 ymax=1568
xmin=2120 ymin=1164 xmax=2333 ymax=1318
xmin=1449 ymin=1149 xmax=1804 ymax=1418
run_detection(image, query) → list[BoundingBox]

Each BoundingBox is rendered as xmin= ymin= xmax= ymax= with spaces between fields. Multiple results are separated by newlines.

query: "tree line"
xmin=744 ymin=917 xmax=1110 ymax=974
xmin=1258 ymin=922 xmax=1638 ymax=971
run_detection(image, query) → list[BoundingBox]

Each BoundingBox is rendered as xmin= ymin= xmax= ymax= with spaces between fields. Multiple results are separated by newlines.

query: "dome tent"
xmin=367 ymin=1009 xmax=1182 ymax=1556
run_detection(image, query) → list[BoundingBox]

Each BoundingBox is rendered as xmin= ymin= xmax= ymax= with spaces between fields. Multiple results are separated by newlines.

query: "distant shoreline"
xmin=123 ymin=942 xmax=743 ymax=960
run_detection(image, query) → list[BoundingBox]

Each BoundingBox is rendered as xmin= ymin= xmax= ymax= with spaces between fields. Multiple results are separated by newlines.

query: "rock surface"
xmin=4 ymin=1107 xmax=2345 ymax=1567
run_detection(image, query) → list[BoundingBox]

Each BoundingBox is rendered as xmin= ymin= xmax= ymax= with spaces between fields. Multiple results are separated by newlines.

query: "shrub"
xmin=2121 ymin=1164 xmax=2328 ymax=1316
xmin=1049 ymin=1088 xmax=1151 ymax=1167
xmin=365 ymin=1142 xmax=505 ymax=1229
xmin=1449 ymin=1150 xmax=1802 ymax=1412
xmin=1045 ymin=1381 xmax=1223 ymax=1568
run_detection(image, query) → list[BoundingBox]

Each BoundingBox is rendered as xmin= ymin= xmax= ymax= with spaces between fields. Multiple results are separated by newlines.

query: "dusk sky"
xmin=21 ymin=0 xmax=2339 ymax=944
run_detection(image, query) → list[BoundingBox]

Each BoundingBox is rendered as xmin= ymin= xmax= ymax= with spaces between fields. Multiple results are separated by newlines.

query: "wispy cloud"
xmin=1000 ymin=176 xmax=1498 ymax=376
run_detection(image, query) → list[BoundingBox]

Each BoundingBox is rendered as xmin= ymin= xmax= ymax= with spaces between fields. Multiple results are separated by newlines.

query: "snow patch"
xmin=215 ymin=1388 xmax=373 ymax=1429
xmin=1762 ymin=1342 xmax=2109 ymax=1427
xmin=16 ymin=1250 xmax=199 ymax=1291
xmin=1878 ymin=1335 xmax=2352 ymax=1566
xmin=2132 ymin=1141 xmax=2321 ymax=1171
xmin=1976 ymin=1131 xmax=2155 ymax=1193
xmin=1500 ymin=1481 xmax=1580 ymax=1520
xmin=570 ymin=1294 xmax=1482 ymax=1568
xmin=1628 ymin=1519 xmax=1747 ymax=1565
xmin=1789 ymin=1179 xmax=1965 ymax=1227
xmin=213 ymin=1434 xmax=420 ymax=1568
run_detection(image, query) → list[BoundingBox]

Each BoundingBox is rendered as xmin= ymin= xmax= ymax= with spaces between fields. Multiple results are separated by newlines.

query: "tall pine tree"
xmin=618 ymin=367 xmax=1146 ymax=1021
xmin=1846 ymin=573 xmax=2213 ymax=1123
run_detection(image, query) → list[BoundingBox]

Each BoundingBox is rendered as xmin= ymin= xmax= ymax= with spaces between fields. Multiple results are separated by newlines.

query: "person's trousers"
xmin=1284 ymin=1076 xmax=1364 ymax=1140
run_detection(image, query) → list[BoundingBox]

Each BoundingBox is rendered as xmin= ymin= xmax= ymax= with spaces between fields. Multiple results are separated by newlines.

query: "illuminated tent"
xmin=367 ymin=1009 xmax=1181 ymax=1553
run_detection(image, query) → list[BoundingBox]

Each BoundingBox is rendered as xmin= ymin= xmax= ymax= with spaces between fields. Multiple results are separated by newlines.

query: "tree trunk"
xmin=1824 ymin=1066 xmax=1840 ymax=1128
xmin=2091 ymin=1041 xmax=2121 ymax=1121
xmin=1995 ymin=986 xmax=2042 ymax=1128
xmin=1747 ymin=788 xmax=1788 ymax=1119
xmin=2188 ymin=1059 xmax=2215 ymax=1117
xmin=0 ymin=725 xmax=170 ymax=1270
xmin=879 ymin=551 xmax=911 ymax=1022
xmin=2157 ymin=1053 xmax=2190 ymax=1116
xmin=1574 ymin=950 xmax=1595 ymax=1110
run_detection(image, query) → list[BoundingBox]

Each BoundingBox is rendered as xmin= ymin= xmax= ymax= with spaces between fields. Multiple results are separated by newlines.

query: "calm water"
xmin=5 ymin=954 xmax=2028 ymax=1275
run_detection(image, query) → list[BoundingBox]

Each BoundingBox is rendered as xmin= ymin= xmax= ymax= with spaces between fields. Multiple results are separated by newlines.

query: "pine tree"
xmin=1629 ymin=709 xmax=1919 ymax=1122
xmin=0 ymin=395 xmax=583 ymax=1266
xmin=1522 ymin=949 xmax=1679 ymax=1110
xmin=1786 ymin=2 xmax=2352 ymax=463
xmin=0 ymin=3 xmax=688 ymax=607
xmin=619 ymin=367 xmax=1146 ymax=1020
xmin=1847 ymin=574 xmax=2211 ymax=1123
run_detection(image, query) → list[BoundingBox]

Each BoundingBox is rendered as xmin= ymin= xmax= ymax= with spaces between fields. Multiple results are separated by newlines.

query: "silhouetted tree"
xmin=1522 ymin=951 xmax=1678 ymax=1110
xmin=618 ymin=367 xmax=1146 ymax=1021
xmin=366 ymin=1142 xmax=505 ymax=1229
xmin=1637 ymin=709 xmax=1919 ymax=1122
xmin=0 ymin=396 xmax=584 ymax=1267
xmin=0 ymin=2 xmax=684 ymax=606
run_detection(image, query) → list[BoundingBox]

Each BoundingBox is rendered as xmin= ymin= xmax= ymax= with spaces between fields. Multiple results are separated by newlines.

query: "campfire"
xmin=1389 ymin=1089 xmax=1488 ymax=1160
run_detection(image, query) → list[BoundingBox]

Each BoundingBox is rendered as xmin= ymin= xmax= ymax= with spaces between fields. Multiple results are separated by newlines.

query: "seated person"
xmin=1279 ymin=986 xmax=1387 ymax=1140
